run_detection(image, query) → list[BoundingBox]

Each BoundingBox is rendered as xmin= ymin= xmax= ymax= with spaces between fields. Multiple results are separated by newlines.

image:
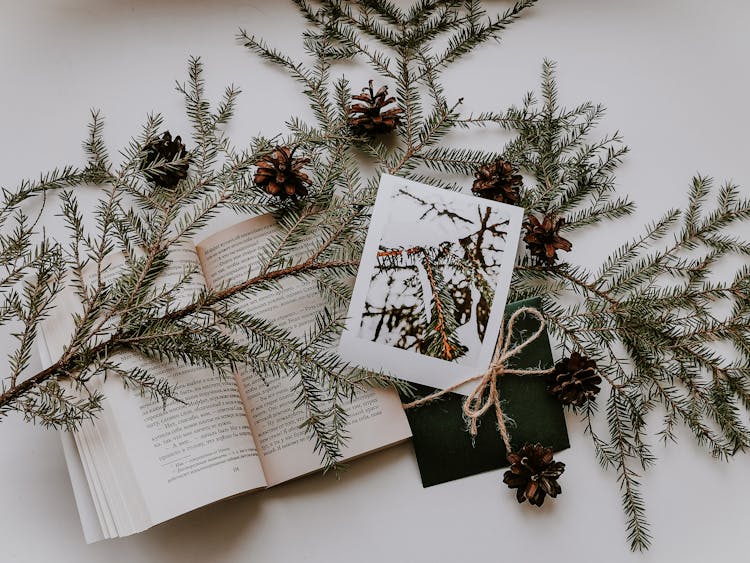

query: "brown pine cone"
xmin=549 ymin=352 xmax=602 ymax=406
xmin=503 ymin=443 xmax=565 ymax=507
xmin=254 ymin=146 xmax=312 ymax=201
xmin=472 ymin=158 xmax=523 ymax=205
xmin=523 ymin=214 xmax=572 ymax=265
xmin=140 ymin=131 xmax=190 ymax=189
xmin=348 ymin=80 xmax=403 ymax=136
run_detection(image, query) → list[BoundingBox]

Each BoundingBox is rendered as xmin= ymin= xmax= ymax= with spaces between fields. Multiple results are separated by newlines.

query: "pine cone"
xmin=550 ymin=352 xmax=602 ymax=407
xmin=254 ymin=146 xmax=312 ymax=201
xmin=503 ymin=443 xmax=565 ymax=507
xmin=348 ymin=80 xmax=403 ymax=136
xmin=472 ymin=158 xmax=523 ymax=205
xmin=140 ymin=131 xmax=190 ymax=189
xmin=523 ymin=214 xmax=572 ymax=265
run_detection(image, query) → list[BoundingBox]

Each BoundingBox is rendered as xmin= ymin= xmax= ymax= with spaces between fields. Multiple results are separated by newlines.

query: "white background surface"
xmin=1 ymin=1 xmax=749 ymax=562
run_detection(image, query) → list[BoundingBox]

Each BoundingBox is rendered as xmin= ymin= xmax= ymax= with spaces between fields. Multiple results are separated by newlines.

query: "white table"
xmin=1 ymin=1 xmax=748 ymax=561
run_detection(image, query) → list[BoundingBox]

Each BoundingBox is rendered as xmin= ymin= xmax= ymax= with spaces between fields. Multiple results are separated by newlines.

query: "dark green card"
xmin=400 ymin=297 xmax=570 ymax=487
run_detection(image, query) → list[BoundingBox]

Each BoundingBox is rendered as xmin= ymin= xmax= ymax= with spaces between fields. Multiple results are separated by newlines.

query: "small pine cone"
xmin=472 ymin=158 xmax=523 ymax=205
xmin=140 ymin=131 xmax=190 ymax=189
xmin=550 ymin=352 xmax=602 ymax=407
xmin=523 ymin=214 xmax=572 ymax=265
xmin=503 ymin=443 xmax=565 ymax=507
xmin=348 ymin=80 xmax=404 ymax=136
xmin=254 ymin=146 xmax=312 ymax=201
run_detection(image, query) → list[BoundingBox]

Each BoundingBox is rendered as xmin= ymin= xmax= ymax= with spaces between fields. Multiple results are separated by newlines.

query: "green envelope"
xmin=400 ymin=297 xmax=570 ymax=487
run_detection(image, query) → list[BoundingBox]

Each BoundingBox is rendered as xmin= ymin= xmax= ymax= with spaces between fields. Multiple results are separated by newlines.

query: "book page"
xmin=197 ymin=215 xmax=411 ymax=486
xmin=59 ymin=432 xmax=106 ymax=542
xmin=41 ymin=247 xmax=267 ymax=534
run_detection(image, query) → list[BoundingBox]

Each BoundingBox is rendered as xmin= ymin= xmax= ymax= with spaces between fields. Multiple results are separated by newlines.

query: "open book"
xmin=38 ymin=214 xmax=411 ymax=542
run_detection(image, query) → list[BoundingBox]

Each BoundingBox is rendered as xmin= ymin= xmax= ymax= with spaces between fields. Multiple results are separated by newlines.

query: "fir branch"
xmin=501 ymin=61 xmax=750 ymax=550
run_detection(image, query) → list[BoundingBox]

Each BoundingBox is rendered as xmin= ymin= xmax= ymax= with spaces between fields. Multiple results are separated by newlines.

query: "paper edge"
xmin=37 ymin=328 xmax=105 ymax=543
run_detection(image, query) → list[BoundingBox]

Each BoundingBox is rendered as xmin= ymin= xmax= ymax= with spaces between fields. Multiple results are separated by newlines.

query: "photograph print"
xmin=340 ymin=175 xmax=523 ymax=393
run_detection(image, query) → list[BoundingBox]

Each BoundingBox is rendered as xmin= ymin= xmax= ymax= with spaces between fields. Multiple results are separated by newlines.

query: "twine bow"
xmin=402 ymin=306 xmax=554 ymax=453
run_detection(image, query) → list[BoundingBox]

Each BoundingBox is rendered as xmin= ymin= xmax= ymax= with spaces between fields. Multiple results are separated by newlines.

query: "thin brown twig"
xmin=420 ymin=249 xmax=453 ymax=360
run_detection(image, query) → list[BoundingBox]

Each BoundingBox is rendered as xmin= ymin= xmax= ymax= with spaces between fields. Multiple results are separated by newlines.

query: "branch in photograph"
xmin=419 ymin=247 xmax=466 ymax=360
xmin=398 ymin=188 xmax=473 ymax=225
xmin=458 ymin=206 xmax=510 ymax=273
xmin=366 ymin=251 xmax=460 ymax=359
xmin=363 ymin=180 xmax=513 ymax=363
xmin=361 ymin=258 xmax=428 ymax=351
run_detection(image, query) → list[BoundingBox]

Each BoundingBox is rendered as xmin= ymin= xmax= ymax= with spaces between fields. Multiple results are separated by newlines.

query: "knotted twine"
xmin=402 ymin=306 xmax=554 ymax=453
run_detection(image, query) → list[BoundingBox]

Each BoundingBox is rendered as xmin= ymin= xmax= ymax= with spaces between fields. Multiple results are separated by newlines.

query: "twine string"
xmin=402 ymin=306 xmax=554 ymax=453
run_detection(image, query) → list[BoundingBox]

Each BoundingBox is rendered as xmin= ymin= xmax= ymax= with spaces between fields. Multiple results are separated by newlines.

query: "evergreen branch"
xmin=388 ymin=97 xmax=463 ymax=174
xmin=239 ymin=31 xmax=322 ymax=103
xmin=423 ymin=0 xmax=536 ymax=76
xmin=0 ymin=257 xmax=355 ymax=414
xmin=0 ymin=166 xmax=91 ymax=226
